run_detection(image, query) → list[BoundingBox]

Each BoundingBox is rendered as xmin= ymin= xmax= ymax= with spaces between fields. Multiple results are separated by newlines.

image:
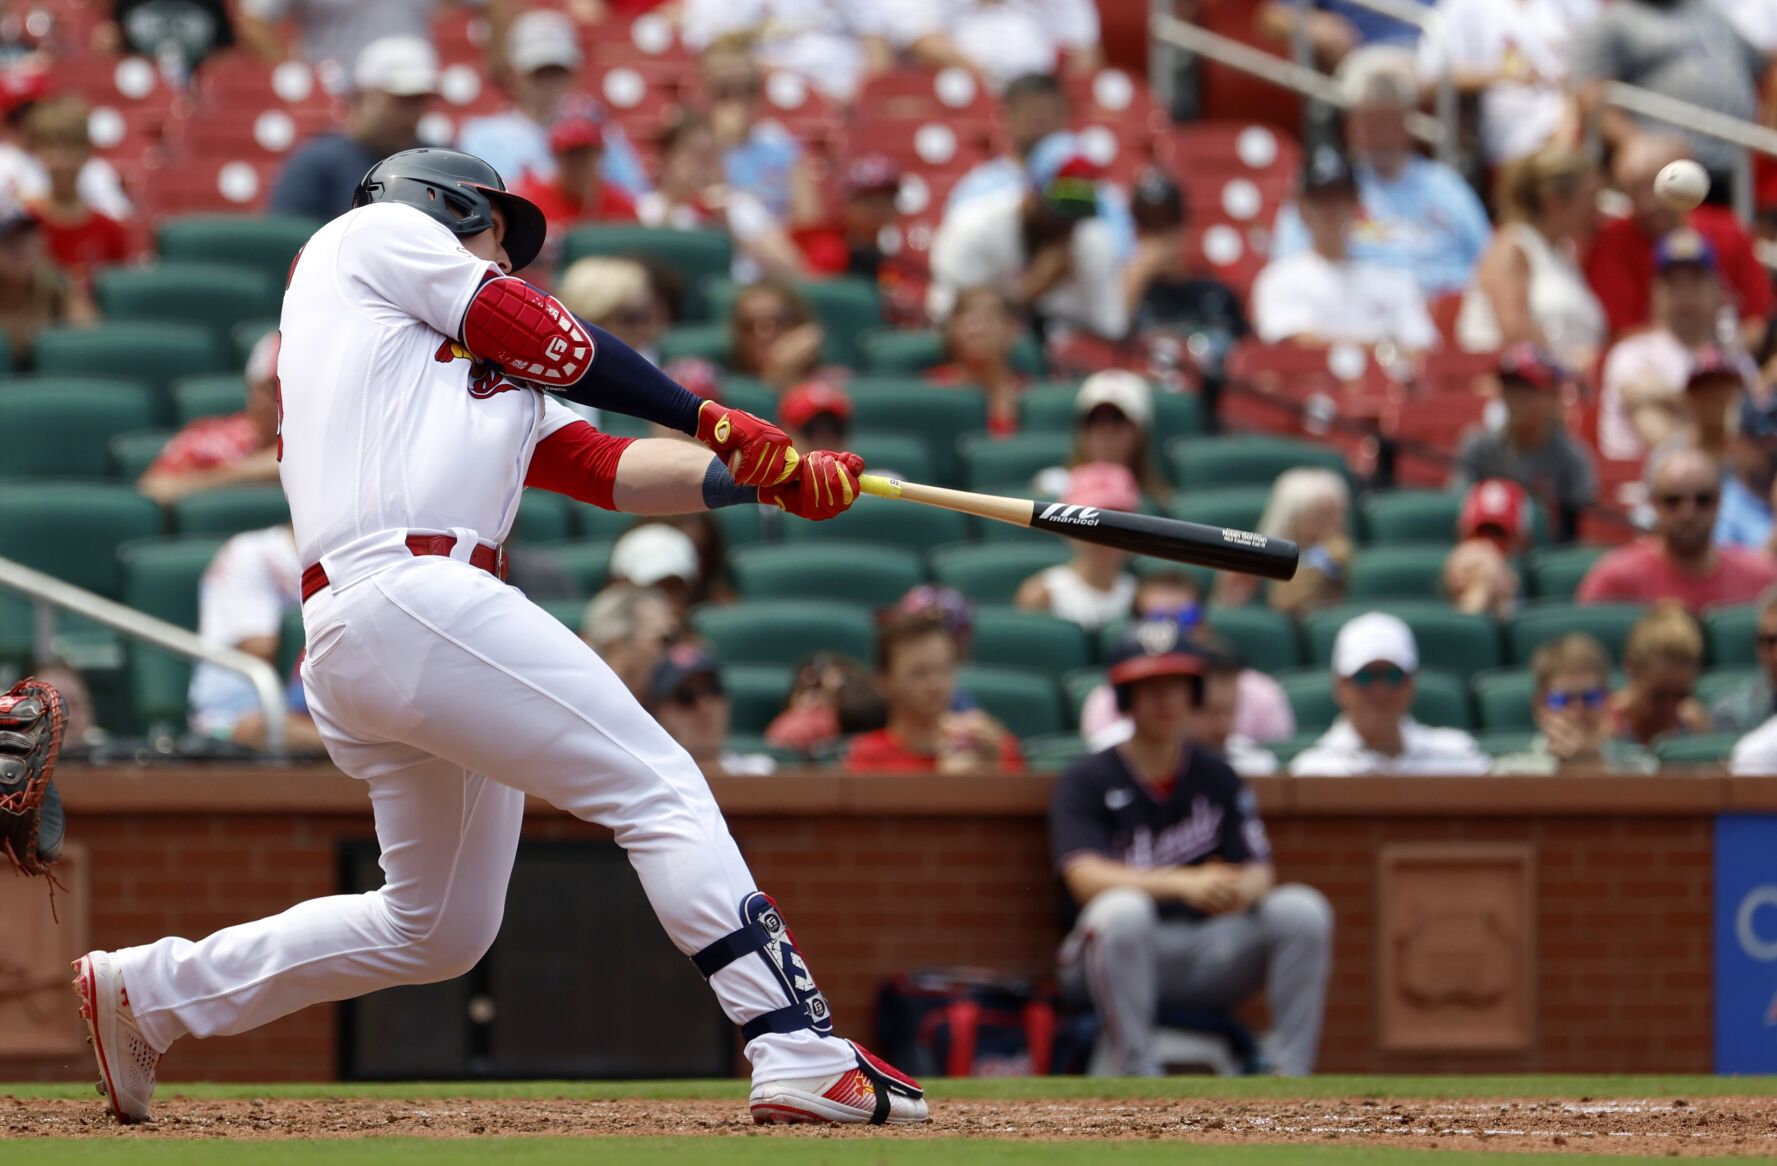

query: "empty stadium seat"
xmin=958 ymin=665 xmax=1064 ymax=739
xmin=1655 ymin=732 xmax=1741 ymax=764
xmin=709 ymin=505 xmax=773 ymax=550
xmin=1507 ymin=602 xmax=1644 ymax=665
xmin=929 ymin=542 xmax=1070 ymax=603
xmin=35 ymin=324 xmax=228 ymax=420
xmin=171 ymin=486 xmax=290 ymax=536
xmin=1278 ymin=667 xmax=1472 ymax=733
xmin=1165 ymin=434 xmax=1346 ymax=491
xmin=119 ymin=535 xmax=229 ymax=730
xmin=847 ymin=381 xmax=987 ymax=484
xmin=0 ymin=381 xmax=155 ymax=479
xmin=1062 ymin=667 xmax=1106 ymax=723
xmin=171 ymin=373 xmax=247 ymax=424
xmin=515 ymin=491 xmax=575 ymax=542
xmin=1346 ymin=544 xmax=1453 ymax=602
xmin=1364 ymin=490 xmax=1549 ymax=547
xmin=1203 ymin=607 xmax=1302 ymax=673
xmin=959 ymin=432 xmax=1072 ymax=492
xmin=693 ymin=601 xmax=875 ymax=667
xmin=0 ymin=482 xmax=160 ymax=595
xmin=155 ymin=215 xmax=319 ymax=291
xmin=1472 ymin=669 xmax=1536 ymax=732
xmin=856 ymin=328 xmax=1046 ymax=376
xmin=572 ymin=502 xmax=638 ymax=542
xmin=560 ymin=226 xmax=732 ymax=318
xmin=782 ymin=494 xmax=969 ymax=550
xmin=656 ymin=323 xmax=728 ymax=365
xmin=110 ymin=430 xmax=175 ymax=481
xmin=730 ymin=543 xmax=924 ymax=608
xmin=1303 ymin=603 xmax=1503 ymax=673
xmin=972 ymin=607 xmax=1092 ymax=674
xmin=537 ymin=541 xmax=612 ymax=597
xmin=1704 ymin=605 xmax=1759 ymax=668
xmin=1167 ymin=486 xmax=1271 ymax=535
xmin=96 ymin=263 xmax=282 ymax=350
xmin=1696 ymin=667 xmax=1759 ymax=708
xmin=1527 ymin=544 xmax=1608 ymax=602
xmin=850 ymin=433 xmax=938 ymax=485
xmin=723 ymin=664 xmax=792 ymax=735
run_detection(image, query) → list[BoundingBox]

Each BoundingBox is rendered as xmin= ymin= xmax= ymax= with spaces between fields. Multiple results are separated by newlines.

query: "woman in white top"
xmin=1457 ymin=148 xmax=1605 ymax=371
xmin=1015 ymin=462 xmax=1141 ymax=631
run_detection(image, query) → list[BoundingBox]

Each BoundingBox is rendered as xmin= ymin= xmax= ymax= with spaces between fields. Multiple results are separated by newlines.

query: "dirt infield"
xmin=6 ymin=1093 xmax=1777 ymax=1154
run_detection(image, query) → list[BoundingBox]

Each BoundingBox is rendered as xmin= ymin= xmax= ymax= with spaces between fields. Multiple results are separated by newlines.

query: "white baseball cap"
xmin=1331 ymin=612 xmax=1418 ymax=678
xmin=353 ymin=36 xmax=439 ymax=97
xmin=508 ymin=10 xmax=581 ymax=75
xmin=1074 ymin=370 xmax=1153 ymax=428
xmin=610 ymin=524 xmax=699 ymax=588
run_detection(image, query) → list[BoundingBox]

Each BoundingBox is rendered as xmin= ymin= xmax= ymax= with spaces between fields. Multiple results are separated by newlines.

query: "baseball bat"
xmin=857 ymin=475 xmax=1300 ymax=581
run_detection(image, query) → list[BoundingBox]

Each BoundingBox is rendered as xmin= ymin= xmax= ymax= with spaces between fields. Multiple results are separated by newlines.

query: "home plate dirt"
xmin=6 ymin=1095 xmax=1777 ymax=1154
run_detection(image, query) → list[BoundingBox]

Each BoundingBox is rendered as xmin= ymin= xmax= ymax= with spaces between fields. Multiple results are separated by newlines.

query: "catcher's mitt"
xmin=0 ymin=677 xmax=65 ymax=877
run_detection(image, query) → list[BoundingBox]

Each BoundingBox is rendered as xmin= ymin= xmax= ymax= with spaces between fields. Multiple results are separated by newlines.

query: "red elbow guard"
xmin=462 ymin=275 xmax=595 ymax=390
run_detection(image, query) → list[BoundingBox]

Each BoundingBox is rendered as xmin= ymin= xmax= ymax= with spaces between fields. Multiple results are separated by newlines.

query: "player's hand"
xmin=696 ymin=400 xmax=799 ymax=487
xmin=758 ymin=450 xmax=864 ymax=521
xmin=1165 ymin=865 xmax=1242 ymax=914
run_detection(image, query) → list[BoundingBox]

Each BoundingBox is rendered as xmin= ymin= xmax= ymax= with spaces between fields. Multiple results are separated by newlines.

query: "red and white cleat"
xmin=72 ymin=951 xmax=160 ymax=1123
xmin=750 ymin=1041 xmax=928 ymax=1125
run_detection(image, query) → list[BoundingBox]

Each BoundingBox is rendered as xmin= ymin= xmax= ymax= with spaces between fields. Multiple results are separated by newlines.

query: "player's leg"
xmin=1057 ymin=886 xmax=1164 ymax=1076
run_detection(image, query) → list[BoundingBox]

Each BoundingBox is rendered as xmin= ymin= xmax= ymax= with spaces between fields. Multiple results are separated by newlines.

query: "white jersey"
xmin=276 ymin=200 xmax=582 ymax=565
xmin=188 ymin=525 xmax=303 ymax=735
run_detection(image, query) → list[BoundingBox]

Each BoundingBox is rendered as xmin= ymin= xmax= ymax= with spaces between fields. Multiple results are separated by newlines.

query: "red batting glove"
xmin=696 ymin=400 xmax=799 ymax=487
xmin=758 ymin=450 xmax=865 ymax=521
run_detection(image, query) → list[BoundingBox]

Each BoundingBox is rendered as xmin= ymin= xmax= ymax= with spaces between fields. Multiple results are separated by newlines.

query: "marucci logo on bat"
xmin=1039 ymin=503 xmax=1101 ymax=526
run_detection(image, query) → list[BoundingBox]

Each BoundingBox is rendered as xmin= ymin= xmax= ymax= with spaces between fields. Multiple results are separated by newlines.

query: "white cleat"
xmin=750 ymin=1041 xmax=928 ymax=1125
xmin=72 ymin=951 xmax=160 ymax=1123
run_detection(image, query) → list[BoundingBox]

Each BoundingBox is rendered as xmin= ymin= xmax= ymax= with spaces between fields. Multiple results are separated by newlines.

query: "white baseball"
xmin=1655 ymin=159 xmax=1709 ymax=212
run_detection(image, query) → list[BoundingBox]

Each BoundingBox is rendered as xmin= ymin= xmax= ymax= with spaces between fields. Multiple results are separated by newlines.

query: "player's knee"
xmin=1258 ymin=883 xmax=1333 ymax=945
xmin=1079 ymin=886 xmax=1159 ymax=944
xmin=384 ymin=897 xmax=504 ymax=981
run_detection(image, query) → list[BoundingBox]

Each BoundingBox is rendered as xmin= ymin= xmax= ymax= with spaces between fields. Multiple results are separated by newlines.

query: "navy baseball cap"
xmin=1105 ymin=618 xmax=1205 ymax=687
xmin=1656 ymin=228 xmax=1719 ymax=273
xmin=1300 ymin=149 xmax=1357 ymax=196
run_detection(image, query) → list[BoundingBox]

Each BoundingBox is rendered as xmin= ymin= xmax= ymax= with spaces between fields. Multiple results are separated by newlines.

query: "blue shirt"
xmin=1317 ymin=0 xmax=1431 ymax=46
xmin=1270 ymin=155 xmax=1491 ymax=296
xmin=268 ymin=132 xmax=382 ymax=222
xmin=456 ymin=110 xmax=651 ymax=197
xmin=725 ymin=124 xmax=801 ymax=222
xmin=946 ymin=156 xmax=1136 ymax=261
xmin=1716 ymin=473 xmax=1773 ymax=550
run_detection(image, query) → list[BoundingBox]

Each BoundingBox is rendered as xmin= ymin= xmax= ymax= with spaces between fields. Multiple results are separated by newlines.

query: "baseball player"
xmin=71 ymin=148 xmax=925 ymax=1127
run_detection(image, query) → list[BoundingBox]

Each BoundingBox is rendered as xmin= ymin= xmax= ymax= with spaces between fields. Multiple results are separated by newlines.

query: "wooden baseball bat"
xmin=857 ymin=475 xmax=1300 ymax=581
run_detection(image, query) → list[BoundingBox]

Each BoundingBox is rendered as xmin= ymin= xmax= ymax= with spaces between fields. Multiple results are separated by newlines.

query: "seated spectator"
xmin=927 ymin=286 xmax=1028 ymax=436
xmin=1451 ymin=344 xmax=1596 ymax=541
xmin=1260 ymin=0 xmax=1429 ymax=67
xmin=187 ymin=523 xmax=327 ymax=752
xmin=558 ymin=257 xmax=667 ymax=360
xmin=1052 ymin=616 xmax=1332 ymax=1076
xmin=637 ymin=114 xmax=806 ymax=282
xmin=703 ymin=46 xmax=817 ymax=226
xmin=1443 ymin=480 xmax=1527 ymax=619
xmin=1612 ymin=600 xmax=1710 ymax=746
xmin=1290 ymin=612 xmax=1490 ymax=775
xmin=795 ymin=154 xmax=902 ymax=282
xmin=511 ymin=112 xmax=639 ymax=253
xmin=580 ymin=583 xmax=679 ymax=702
xmin=844 ymin=610 xmax=1023 ymax=774
xmin=896 ymin=0 xmax=1104 ymax=91
xmin=268 ymin=36 xmax=434 ymax=223
xmin=21 ymin=99 xmax=130 ymax=290
xmin=237 ymin=0 xmax=450 ymax=76
xmin=1188 ymin=639 xmax=1283 ymax=777
xmin=929 ymin=137 xmax=1128 ymax=339
xmin=608 ymin=523 xmax=704 ymax=618
xmin=1252 ymin=149 xmax=1437 ymax=350
xmin=725 ymin=280 xmax=826 ymax=390
xmin=764 ymin=651 xmax=880 ymax=754
xmin=681 ymin=0 xmax=894 ymax=102
xmin=1216 ymin=468 xmax=1352 ymax=614
xmin=1456 ymin=149 xmax=1605 ymax=371
xmin=647 ymin=643 xmax=775 ymax=775
xmin=1270 ymin=48 xmax=1491 ymax=297
xmin=1668 ymin=345 xmax=1755 ymax=460
xmin=1597 ymin=229 xmax=1737 ymax=461
xmin=1718 ymin=395 xmax=1777 ymax=552
xmin=0 ymin=196 xmax=93 ymax=360
xmin=779 ymin=379 xmax=851 ymax=453
xmin=1578 ymin=445 xmax=1777 ymax=612
xmin=1412 ymin=0 xmax=1590 ymax=167
xmin=138 ymin=332 xmax=280 ymax=505
xmin=1125 ymin=169 xmax=1248 ymax=354
xmin=1585 ymin=134 xmax=1772 ymax=343
xmin=1492 ymin=633 xmax=1659 ymax=774
xmin=1032 ymin=370 xmax=1170 ymax=502
xmin=1731 ymin=710 xmax=1777 ymax=773
xmin=1015 ymin=463 xmax=1140 ymax=631
xmin=1709 ymin=585 xmax=1777 ymax=731
xmin=0 ymin=71 xmax=132 ymax=225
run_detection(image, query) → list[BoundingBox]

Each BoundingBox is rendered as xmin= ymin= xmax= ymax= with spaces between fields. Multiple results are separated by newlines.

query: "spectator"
xmin=1217 ymin=468 xmax=1352 ymax=614
xmin=1669 ymin=345 xmax=1754 ymax=459
xmin=1578 ymin=445 xmax=1777 ymax=611
xmin=1270 ymin=48 xmax=1492 ymax=296
xmin=653 ymin=509 xmax=740 ymax=606
xmin=558 ymin=257 xmax=666 ymax=359
xmin=1413 ymin=0 xmax=1593 ymax=167
xmin=779 ymin=379 xmax=851 ymax=453
xmin=1187 ymin=639 xmax=1284 ymax=777
xmin=1717 ymin=394 xmax=1777 ymax=552
xmin=720 ymin=279 xmax=824 ymax=390
xmin=457 ymin=12 xmax=649 ymax=197
xmin=1015 ymin=463 xmax=1140 ymax=631
xmin=1731 ymin=708 xmax=1777 ymax=772
xmin=187 ymin=524 xmax=328 ymax=752
xmin=1260 ymin=0 xmax=1430 ymax=67
xmin=0 ymin=196 xmax=93 ymax=361
xmin=763 ymin=651 xmax=880 ymax=754
xmin=1571 ymin=0 xmax=1762 ymax=189
xmin=681 ymin=0 xmax=894 ymax=102
xmin=21 ymin=99 xmax=131 ymax=290
xmin=510 ymin=112 xmax=639 ymax=256
xmin=844 ymin=610 xmax=1024 ymax=774
xmin=138 ymin=332 xmax=280 ymax=505
xmin=103 ymin=0 xmax=235 ymax=76
xmin=1584 ymin=134 xmax=1772 ymax=341
xmin=1443 ymin=480 xmax=1528 ymax=619
xmin=1253 ymin=149 xmax=1438 ymax=350
xmin=1492 ymin=633 xmax=1658 ymax=773
xmin=1709 ymin=585 xmax=1777 ymax=730
xmin=1051 ymin=616 xmax=1332 ymax=1076
xmin=703 ymin=46 xmax=818 ymax=227
xmin=579 ymin=582 xmax=679 ymax=702
xmin=637 ymin=114 xmax=806 ymax=282
xmin=0 ymin=81 xmax=132 ymax=224
xmin=794 ymin=153 xmax=903 ymax=281
xmin=608 ymin=523 xmax=704 ymax=618
xmin=1612 ymin=600 xmax=1710 ymax=745
xmin=1451 ymin=344 xmax=1596 ymax=540
xmin=927 ymin=286 xmax=1028 ymax=436
xmin=1290 ymin=612 xmax=1491 ymax=775
xmin=928 ymin=137 xmax=1128 ymax=339
xmin=268 ymin=36 xmax=435 ymax=223
xmin=1125 ymin=169 xmax=1249 ymax=351
xmin=236 ymin=0 xmax=473 ymax=77
xmin=895 ymin=0 xmax=1104 ymax=92
xmin=1596 ymin=229 xmax=1736 ymax=461
xmin=1456 ymin=149 xmax=1605 ymax=370
xmin=1032 ymin=370 xmax=1170 ymax=502
xmin=647 ymin=643 xmax=776 ymax=775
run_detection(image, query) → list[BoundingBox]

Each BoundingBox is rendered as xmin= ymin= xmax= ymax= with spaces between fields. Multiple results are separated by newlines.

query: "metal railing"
xmin=0 ymin=555 xmax=288 ymax=757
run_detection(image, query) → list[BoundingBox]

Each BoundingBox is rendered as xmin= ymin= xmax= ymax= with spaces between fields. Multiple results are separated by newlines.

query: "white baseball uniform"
xmin=113 ymin=201 xmax=854 ymax=1084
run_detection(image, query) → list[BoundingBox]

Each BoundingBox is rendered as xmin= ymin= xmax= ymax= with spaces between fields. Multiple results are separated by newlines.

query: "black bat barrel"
xmin=1029 ymin=504 xmax=1300 ymax=581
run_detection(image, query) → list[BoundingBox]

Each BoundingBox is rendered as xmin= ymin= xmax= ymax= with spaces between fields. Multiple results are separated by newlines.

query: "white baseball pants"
xmin=115 ymin=534 xmax=854 ymax=1083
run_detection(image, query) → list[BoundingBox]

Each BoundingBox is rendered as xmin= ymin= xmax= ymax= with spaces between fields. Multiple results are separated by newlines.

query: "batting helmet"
xmin=353 ymin=147 xmax=548 ymax=272
xmin=1105 ymin=617 xmax=1206 ymax=712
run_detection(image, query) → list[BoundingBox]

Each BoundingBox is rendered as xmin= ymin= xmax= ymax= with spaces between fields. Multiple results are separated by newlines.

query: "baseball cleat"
xmin=72 ymin=951 xmax=159 ymax=1123
xmin=750 ymin=1041 xmax=927 ymax=1125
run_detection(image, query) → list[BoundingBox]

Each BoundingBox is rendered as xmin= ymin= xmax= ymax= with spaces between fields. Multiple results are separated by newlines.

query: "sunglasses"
xmin=1543 ymin=688 xmax=1606 ymax=711
xmin=1657 ymin=491 xmax=1719 ymax=509
xmin=1348 ymin=664 xmax=1409 ymax=689
xmin=668 ymin=681 xmax=724 ymax=707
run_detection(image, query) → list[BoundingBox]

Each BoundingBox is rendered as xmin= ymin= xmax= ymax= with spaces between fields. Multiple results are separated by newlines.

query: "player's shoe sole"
xmin=72 ymin=951 xmax=159 ymax=1123
xmin=750 ymin=1042 xmax=927 ymax=1125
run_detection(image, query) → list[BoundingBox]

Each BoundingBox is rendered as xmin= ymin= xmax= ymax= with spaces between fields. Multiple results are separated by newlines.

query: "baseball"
xmin=1655 ymin=159 xmax=1709 ymax=211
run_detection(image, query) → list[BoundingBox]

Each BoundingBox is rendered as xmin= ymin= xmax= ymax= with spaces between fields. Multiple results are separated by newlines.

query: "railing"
xmin=1285 ymin=0 xmax=1458 ymax=166
xmin=0 ymin=555 xmax=288 ymax=757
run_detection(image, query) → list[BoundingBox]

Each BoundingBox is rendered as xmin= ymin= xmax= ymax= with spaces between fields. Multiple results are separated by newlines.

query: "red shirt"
xmin=1575 ymin=538 xmax=1777 ymax=613
xmin=1584 ymin=206 xmax=1774 ymax=335
xmin=843 ymin=728 xmax=1026 ymax=774
xmin=512 ymin=175 xmax=637 ymax=228
xmin=147 ymin=414 xmax=263 ymax=476
xmin=31 ymin=205 xmax=130 ymax=287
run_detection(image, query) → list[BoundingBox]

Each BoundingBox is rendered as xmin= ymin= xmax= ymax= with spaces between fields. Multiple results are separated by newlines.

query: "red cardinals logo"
xmin=434 ymin=340 xmax=522 ymax=399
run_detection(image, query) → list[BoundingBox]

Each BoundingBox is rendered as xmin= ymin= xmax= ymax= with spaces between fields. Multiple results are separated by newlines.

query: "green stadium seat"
xmin=171 ymin=486 xmax=289 ymax=536
xmin=119 ymin=535 xmax=230 ymax=732
xmin=1166 ymin=434 xmax=1346 ymax=491
xmin=561 ymin=226 xmax=732 ymax=318
xmin=858 ymin=328 xmax=1046 ymax=375
xmin=958 ymin=665 xmax=1063 ymax=739
xmin=1167 ymin=486 xmax=1271 ymax=534
xmin=972 ymin=607 xmax=1091 ymax=674
xmin=656 ymin=323 xmax=728 ymax=365
xmin=1062 ymin=667 xmax=1105 ymax=724
xmin=720 ymin=378 xmax=777 ymax=420
xmin=0 ymin=331 xmax=16 ymax=373
xmin=851 ymin=432 xmax=937 ymax=485
xmin=1018 ymin=382 xmax=1204 ymax=445
xmin=693 ymin=600 xmax=875 ymax=667
xmin=1270 ymin=732 xmax=1324 ymax=765
xmin=959 ymin=431 xmax=1073 ymax=492
xmin=1365 ymin=490 xmax=1549 ymax=547
xmin=515 ymin=490 xmax=575 ymax=542
xmin=1527 ymin=544 xmax=1608 ymax=602
xmin=724 ymin=734 xmax=804 ymax=766
xmin=1278 ymin=667 xmax=1472 ymax=732
xmin=570 ymin=501 xmax=637 ymax=542
xmin=171 ymin=373 xmax=246 ymax=424
xmin=782 ymin=494 xmax=969 ymax=550
xmin=847 ymin=381 xmax=986 ymax=485
xmin=537 ymin=540 xmax=612 ymax=597
xmin=232 ymin=320 xmax=279 ymax=367
xmin=1303 ymin=603 xmax=1503 ymax=672
xmin=1655 ymin=731 xmax=1740 ymax=765
xmin=1473 ymin=669 xmax=1536 ymax=732
xmin=1023 ymin=732 xmax=1088 ymax=770
xmin=276 ymin=607 xmax=305 ymax=679
xmin=0 ymin=482 xmax=160 ymax=596
xmin=1696 ymin=667 xmax=1759 ymax=708
xmin=109 ymin=430 xmax=175 ymax=482
xmin=35 ymin=323 xmax=227 ymax=421
xmin=1475 ymin=730 xmax=1534 ymax=758
xmin=156 ymin=214 xmax=318 ymax=291
xmin=704 ymin=277 xmax=881 ymax=367
xmin=930 ymin=542 xmax=1070 ymax=604
xmin=723 ymin=664 xmax=791 ymax=735
xmin=1203 ymin=607 xmax=1302 ymax=673
xmin=730 ymin=543 xmax=923 ymax=607
xmin=709 ymin=504 xmax=772 ymax=550
xmin=1346 ymin=544 xmax=1452 ymax=601
xmin=0 ymin=382 xmax=155 ymax=479
xmin=96 ymin=262 xmax=281 ymax=350
xmin=1508 ymin=602 xmax=1643 ymax=665
xmin=1704 ymin=605 xmax=1759 ymax=668
xmin=537 ymin=596 xmax=587 ymax=630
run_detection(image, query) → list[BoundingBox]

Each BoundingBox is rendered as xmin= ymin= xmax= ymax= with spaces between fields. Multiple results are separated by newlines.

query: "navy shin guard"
xmin=692 ymin=892 xmax=834 ymax=1042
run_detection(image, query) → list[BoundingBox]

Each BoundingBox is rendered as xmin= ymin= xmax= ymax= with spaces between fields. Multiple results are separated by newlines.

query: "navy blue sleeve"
xmin=553 ymin=319 xmax=705 ymax=434
xmin=1048 ymin=756 xmax=1117 ymax=870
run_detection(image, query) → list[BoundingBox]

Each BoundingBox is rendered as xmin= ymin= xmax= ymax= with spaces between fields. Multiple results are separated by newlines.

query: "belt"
xmin=300 ymin=534 xmax=506 ymax=603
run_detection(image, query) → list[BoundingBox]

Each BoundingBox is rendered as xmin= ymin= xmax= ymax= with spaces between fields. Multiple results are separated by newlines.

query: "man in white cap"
xmin=1289 ymin=612 xmax=1489 ymax=776
xmin=269 ymin=36 xmax=437 ymax=221
xmin=456 ymin=9 xmax=649 ymax=197
xmin=608 ymin=523 xmax=703 ymax=618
